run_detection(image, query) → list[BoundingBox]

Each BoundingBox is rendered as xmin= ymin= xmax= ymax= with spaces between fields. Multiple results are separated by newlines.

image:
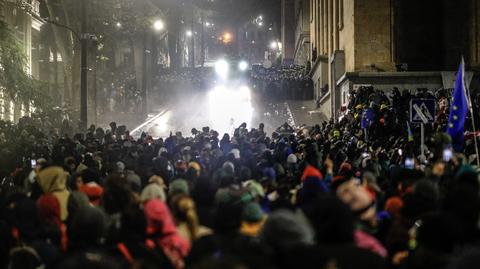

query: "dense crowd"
xmin=251 ymin=65 xmax=309 ymax=82
xmin=1 ymin=86 xmax=480 ymax=269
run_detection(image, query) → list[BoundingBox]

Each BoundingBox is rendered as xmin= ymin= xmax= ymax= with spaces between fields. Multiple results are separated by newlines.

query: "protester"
xmin=0 ymin=85 xmax=479 ymax=269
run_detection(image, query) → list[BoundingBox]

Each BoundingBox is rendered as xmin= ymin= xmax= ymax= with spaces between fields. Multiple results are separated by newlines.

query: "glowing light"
xmin=186 ymin=30 xmax=193 ymax=37
xmin=239 ymin=86 xmax=251 ymax=102
xmin=222 ymin=32 xmax=232 ymax=44
xmin=149 ymin=111 xmax=171 ymax=137
xmin=208 ymin=86 xmax=253 ymax=135
xmin=238 ymin=61 xmax=249 ymax=71
xmin=215 ymin=59 xmax=229 ymax=79
xmin=153 ymin=20 xmax=164 ymax=31
xmin=116 ymin=22 xmax=122 ymax=28
xmin=270 ymin=41 xmax=278 ymax=50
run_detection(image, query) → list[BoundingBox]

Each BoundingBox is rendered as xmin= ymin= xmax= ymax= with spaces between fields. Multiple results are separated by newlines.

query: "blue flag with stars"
xmin=447 ymin=60 xmax=468 ymax=150
xmin=361 ymin=108 xmax=375 ymax=129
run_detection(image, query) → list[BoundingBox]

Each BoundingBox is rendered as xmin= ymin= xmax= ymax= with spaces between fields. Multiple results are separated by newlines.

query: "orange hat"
xmin=385 ymin=196 xmax=404 ymax=217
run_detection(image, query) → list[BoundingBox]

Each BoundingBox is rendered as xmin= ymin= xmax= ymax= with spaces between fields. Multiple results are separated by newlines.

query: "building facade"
xmin=300 ymin=0 xmax=480 ymax=120
xmin=293 ymin=0 xmax=310 ymax=66
xmin=0 ymin=0 xmax=42 ymax=121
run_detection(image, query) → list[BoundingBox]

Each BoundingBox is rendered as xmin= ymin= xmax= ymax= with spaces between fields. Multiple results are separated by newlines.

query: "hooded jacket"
xmin=37 ymin=167 xmax=70 ymax=221
xmin=144 ymin=199 xmax=190 ymax=268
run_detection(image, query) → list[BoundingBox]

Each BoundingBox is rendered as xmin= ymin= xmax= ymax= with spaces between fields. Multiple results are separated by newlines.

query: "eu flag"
xmin=447 ymin=60 xmax=468 ymax=150
xmin=361 ymin=108 xmax=375 ymax=129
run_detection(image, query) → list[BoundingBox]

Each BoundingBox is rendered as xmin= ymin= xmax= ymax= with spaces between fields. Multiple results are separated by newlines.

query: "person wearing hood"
xmin=170 ymin=194 xmax=212 ymax=242
xmin=37 ymin=194 xmax=68 ymax=252
xmin=37 ymin=166 xmax=70 ymax=221
xmin=144 ymin=199 xmax=190 ymax=269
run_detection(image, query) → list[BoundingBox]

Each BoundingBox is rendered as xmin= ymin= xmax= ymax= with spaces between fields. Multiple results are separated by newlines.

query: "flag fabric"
xmin=406 ymin=121 xmax=414 ymax=142
xmin=447 ymin=60 xmax=469 ymax=150
xmin=361 ymin=108 xmax=375 ymax=129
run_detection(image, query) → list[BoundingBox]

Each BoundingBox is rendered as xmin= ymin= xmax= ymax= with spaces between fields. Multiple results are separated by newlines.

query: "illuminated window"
xmin=9 ymin=101 xmax=14 ymax=122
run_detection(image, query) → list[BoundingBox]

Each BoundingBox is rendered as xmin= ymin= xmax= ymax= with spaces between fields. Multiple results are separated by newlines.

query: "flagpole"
xmin=462 ymin=58 xmax=480 ymax=167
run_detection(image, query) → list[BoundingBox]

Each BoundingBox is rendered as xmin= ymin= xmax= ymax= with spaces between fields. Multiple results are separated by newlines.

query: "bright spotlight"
xmin=239 ymin=86 xmax=251 ymax=101
xmin=116 ymin=22 xmax=122 ymax=28
xmin=270 ymin=41 xmax=278 ymax=50
xmin=153 ymin=20 xmax=164 ymax=31
xmin=238 ymin=61 xmax=249 ymax=71
xmin=208 ymin=86 xmax=253 ymax=135
xmin=186 ymin=30 xmax=193 ymax=37
xmin=215 ymin=59 xmax=229 ymax=79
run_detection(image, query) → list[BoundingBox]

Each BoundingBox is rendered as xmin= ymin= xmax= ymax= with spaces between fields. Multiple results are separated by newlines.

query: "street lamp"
xmin=215 ymin=59 xmax=229 ymax=79
xmin=270 ymin=41 xmax=278 ymax=50
xmin=153 ymin=20 xmax=164 ymax=31
xmin=222 ymin=32 xmax=232 ymax=44
xmin=238 ymin=61 xmax=248 ymax=71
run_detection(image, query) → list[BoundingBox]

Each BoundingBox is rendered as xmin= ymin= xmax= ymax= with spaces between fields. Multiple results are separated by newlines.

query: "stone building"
xmin=292 ymin=0 xmax=480 ymax=120
xmin=0 ymin=0 xmax=42 ymax=121
xmin=293 ymin=0 xmax=310 ymax=66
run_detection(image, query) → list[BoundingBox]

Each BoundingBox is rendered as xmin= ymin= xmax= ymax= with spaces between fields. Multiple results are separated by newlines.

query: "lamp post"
xmin=42 ymin=0 xmax=93 ymax=131
xmin=80 ymin=0 xmax=88 ymax=130
xmin=142 ymin=19 xmax=165 ymax=115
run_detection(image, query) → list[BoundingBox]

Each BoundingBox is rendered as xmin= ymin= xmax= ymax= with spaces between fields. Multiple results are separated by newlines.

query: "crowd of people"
xmin=251 ymin=65 xmax=309 ymax=82
xmin=1 ymin=86 xmax=480 ymax=269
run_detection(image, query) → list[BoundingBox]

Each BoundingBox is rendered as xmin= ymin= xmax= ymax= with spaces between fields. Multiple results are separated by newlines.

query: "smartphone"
xmin=31 ymin=159 xmax=37 ymax=169
xmin=405 ymin=158 xmax=414 ymax=169
xmin=443 ymin=148 xmax=452 ymax=162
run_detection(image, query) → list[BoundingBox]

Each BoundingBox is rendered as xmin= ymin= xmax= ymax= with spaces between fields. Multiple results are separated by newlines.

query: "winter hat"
xmin=222 ymin=161 xmax=235 ymax=176
xmin=385 ymin=196 xmax=403 ymax=218
xmin=67 ymin=191 xmax=90 ymax=219
xmin=263 ymin=167 xmax=276 ymax=180
xmin=287 ymin=153 xmax=298 ymax=164
xmin=169 ymin=179 xmax=190 ymax=197
xmin=141 ymin=183 xmax=166 ymax=203
xmin=242 ymin=202 xmax=264 ymax=223
xmin=70 ymin=206 xmax=107 ymax=246
xmin=126 ymin=172 xmax=142 ymax=193
xmin=116 ymin=162 xmax=125 ymax=173
xmin=260 ymin=209 xmax=315 ymax=250
xmin=188 ymin=162 xmax=201 ymax=173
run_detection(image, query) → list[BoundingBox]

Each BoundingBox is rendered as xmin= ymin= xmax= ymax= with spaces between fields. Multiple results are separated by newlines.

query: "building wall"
xmin=353 ymin=0 xmax=394 ymax=72
xmin=281 ymin=0 xmax=296 ymax=64
xmin=340 ymin=0 xmax=354 ymax=72
xmin=293 ymin=0 xmax=310 ymax=65
xmin=0 ymin=0 xmax=41 ymax=122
